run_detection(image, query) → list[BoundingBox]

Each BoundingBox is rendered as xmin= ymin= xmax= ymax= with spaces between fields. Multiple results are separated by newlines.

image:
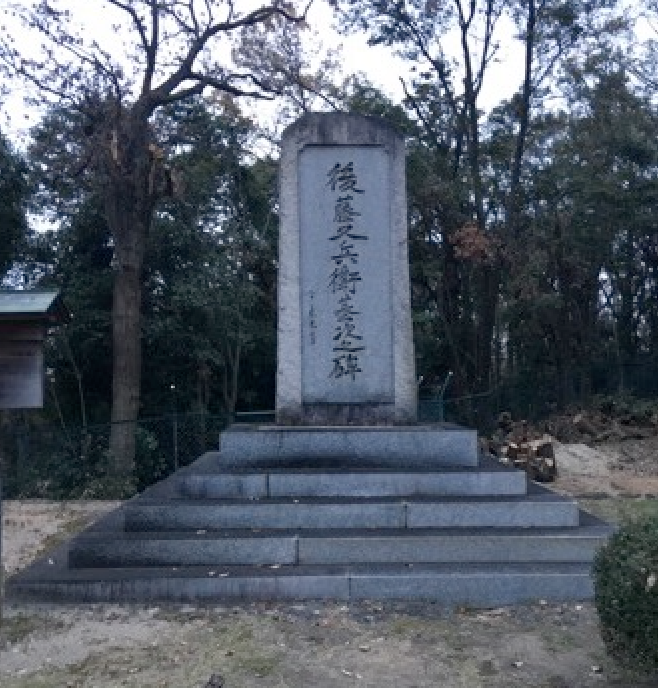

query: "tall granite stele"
xmin=221 ymin=112 xmax=476 ymax=466
xmin=278 ymin=112 xmax=416 ymax=426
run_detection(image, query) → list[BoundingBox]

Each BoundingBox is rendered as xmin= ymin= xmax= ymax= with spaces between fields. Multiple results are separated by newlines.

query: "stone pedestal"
xmin=219 ymin=424 xmax=478 ymax=468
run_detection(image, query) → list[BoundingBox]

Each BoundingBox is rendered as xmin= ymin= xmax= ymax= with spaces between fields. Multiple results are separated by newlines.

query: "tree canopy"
xmin=0 ymin=132 xmax=28 ymax=279
xmin=1 ymin=0 xmax=308 ymax=486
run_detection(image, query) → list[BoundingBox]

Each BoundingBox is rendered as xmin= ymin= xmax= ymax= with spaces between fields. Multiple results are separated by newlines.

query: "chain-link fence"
xmin=2 ymin=359 xmax=658 ymax=498
xmin=0 ymin=411 xmax=229 ymax=499
xmin=418 ymin=360 xmax=658 ymax=434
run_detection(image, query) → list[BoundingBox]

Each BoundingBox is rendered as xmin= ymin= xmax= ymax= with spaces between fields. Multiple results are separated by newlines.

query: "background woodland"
xmin=1 ymin=0 xmax=658 ymax=495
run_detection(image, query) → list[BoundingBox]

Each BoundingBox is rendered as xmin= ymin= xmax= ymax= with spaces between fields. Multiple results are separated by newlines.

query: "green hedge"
xmin=593 ymin=514 xmax=658 ymax=671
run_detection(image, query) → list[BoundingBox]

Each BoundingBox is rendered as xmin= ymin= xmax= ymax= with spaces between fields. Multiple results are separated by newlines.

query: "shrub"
xmin=133 ymin=426 xmax=168 ymax=492
xmin=593 ymin=514 xmax=658 ymax=672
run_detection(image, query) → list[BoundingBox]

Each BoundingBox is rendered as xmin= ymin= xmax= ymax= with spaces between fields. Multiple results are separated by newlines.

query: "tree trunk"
xmin=222 ymin=339 xmax=242 ymax=416
xmin=508 ymin=0 xmax=535 ymax=241
xmin=109 ymin=254 xmax=143 ymax=479
xmin=107 ymin=201 xmax=149 ymax=483
xmin=440 ymin=236 xmax=469 ymax=394
xmin=475 ymin=265 xmax=497 ymax=391
xmin=103 ymin=110 xmax=154 ymax=487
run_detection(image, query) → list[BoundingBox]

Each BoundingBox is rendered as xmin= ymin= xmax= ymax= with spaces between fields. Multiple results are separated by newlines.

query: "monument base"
xmin=7 ymin=446 xmax=613 ymax=606
xmin=218 ymin=423 xmax=478 ymax=468
xmin=276 ymin=402 xmax=417 ymax=427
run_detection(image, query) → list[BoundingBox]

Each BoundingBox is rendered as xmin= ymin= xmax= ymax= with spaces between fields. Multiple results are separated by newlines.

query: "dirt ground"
xmin=552 ymin=436 xmax=658 ymax=497
xmin=1 ymin=436 xmax=658 ymax=688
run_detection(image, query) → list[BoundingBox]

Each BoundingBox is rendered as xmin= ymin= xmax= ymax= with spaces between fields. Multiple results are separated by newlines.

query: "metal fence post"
xmin=437 ymin=371 xmax=453 ymax=423
xmin=170 ymin=384 xmax=179 ymax=471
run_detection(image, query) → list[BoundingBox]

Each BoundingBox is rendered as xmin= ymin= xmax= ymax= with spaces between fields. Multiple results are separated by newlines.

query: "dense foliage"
xmin=0 ymin=0 xmax=657 ymax=494
xmin=0 ymin=133 xmax=28 ymax=278
xmin=1 ymin=0 xmax=308 ymax=484
xmin=593 ymin=515 xmax=658 ymax=672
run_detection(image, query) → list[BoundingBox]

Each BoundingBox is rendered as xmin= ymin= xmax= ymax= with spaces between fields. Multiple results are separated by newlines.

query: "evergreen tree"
xmin=0 ymin=132 xmax=28 ymax=280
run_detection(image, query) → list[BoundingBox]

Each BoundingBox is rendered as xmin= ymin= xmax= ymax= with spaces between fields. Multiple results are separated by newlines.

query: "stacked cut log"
xmin=489 ymin=413 xmax=558 ymax=483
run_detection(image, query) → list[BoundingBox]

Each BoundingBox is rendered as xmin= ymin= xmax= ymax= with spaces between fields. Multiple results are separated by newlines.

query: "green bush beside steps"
xmin=594 ymin=514 xmax=658 ymax=673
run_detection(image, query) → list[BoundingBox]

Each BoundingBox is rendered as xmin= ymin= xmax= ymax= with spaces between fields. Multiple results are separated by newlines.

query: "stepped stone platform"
xmin=6 ymin=424 xmax=614 ymax=607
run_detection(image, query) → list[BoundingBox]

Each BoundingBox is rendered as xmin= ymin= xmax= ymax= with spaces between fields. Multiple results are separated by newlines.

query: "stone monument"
xmin=220 ymin=112 xmax=477 ymax=466
xmin=277 ymin=113 xmax=416 ymax=426
xmin=7 ymin=117 xmax=611 ymax=605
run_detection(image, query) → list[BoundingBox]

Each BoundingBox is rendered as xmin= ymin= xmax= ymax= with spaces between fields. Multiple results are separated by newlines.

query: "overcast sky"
xmin=0 ymin=0 xmax=531 ymax=147
xmin=1 ymin=0 xmax=651 ymax=148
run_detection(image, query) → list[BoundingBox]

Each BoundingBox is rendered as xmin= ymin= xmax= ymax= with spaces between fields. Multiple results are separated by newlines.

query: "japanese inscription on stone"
xmin=300 ymin=146 xmax=394 ymax=403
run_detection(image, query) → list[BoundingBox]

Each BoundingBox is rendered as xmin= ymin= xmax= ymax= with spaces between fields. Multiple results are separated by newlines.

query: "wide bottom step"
xmin=8 ymin=562 xmax=594 ymax=607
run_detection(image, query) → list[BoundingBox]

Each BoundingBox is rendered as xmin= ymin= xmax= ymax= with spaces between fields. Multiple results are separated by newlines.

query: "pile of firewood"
xmin=488 ymin=413 xmax=558 ymax=482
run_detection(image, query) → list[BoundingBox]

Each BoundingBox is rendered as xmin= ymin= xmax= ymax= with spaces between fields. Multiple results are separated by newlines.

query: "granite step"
xmin=67 ymin=523 xmax=609 ymax=568
xmin=8 ymin=562 xmax=597 ymax=607
xmin=216 ymin=424 xmax=479 ymax=467
xmin=123 ymin=493 xmax=579 ymax=531
xmin=4 ymin=447 xmax=614 ymax=607
xmin=180 ymin=465 xmax=527 ymax=499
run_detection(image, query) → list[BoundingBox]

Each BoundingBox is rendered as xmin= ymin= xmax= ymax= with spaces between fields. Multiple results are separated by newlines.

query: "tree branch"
xmin=107 ymin=0 xmax=151 ymax=55
xmin=143 ymin=0 xmax=161 ymax=95
xmin=400 ymin=77 xmax=442 ymax=153
xmin=149 ymin=3 xmax=309 ymax=108
xmin=391 ymin=7 xmax=459 ymax=118
xmin=473 ymin=0 xmax=500 ymax=98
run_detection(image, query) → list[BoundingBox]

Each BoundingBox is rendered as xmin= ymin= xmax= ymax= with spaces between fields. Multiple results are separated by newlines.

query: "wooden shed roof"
xmin=0 ymin=290 xmax=68 ymax=322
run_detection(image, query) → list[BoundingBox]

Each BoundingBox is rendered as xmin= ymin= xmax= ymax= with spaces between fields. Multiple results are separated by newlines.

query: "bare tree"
xmin=1 ymin=0 xmax=308 ymax=488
